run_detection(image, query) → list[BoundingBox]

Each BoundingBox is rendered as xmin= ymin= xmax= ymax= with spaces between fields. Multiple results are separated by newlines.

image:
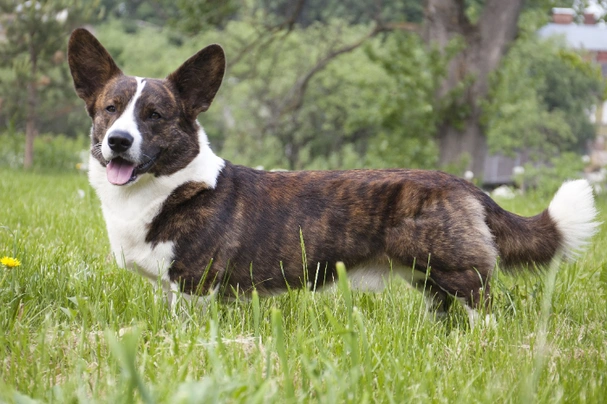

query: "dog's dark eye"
xmin=150 ymin=112 xmax=161 ymax=120
xmin=105 ymin=105 xmax=116 ymax=113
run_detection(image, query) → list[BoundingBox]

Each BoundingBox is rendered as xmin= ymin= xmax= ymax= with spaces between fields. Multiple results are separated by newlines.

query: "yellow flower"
xmin=1 ymin=256 xmax=21 ymax=268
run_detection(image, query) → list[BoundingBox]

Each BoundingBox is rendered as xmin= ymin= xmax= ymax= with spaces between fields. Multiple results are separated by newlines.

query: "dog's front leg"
xmin=160 ymin=281 xmax=218 ymax=318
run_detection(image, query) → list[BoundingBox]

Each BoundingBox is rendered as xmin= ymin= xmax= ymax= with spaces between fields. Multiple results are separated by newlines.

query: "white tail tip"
xmin=548 ymin=179 xmax=599 ymax=258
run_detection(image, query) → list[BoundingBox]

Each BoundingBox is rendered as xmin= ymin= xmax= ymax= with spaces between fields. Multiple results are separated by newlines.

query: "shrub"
xmin=0 ymin=131 xmax=87 ymax=172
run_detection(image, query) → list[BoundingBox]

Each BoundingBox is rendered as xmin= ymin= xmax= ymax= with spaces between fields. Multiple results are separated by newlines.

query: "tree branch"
xmin=229 ymin=0 xmax=307 ymax=68
xmin=276 ymin=18 xmax=416 ymax=118
xmin=280 ymin=28 xmax=377 ymax=115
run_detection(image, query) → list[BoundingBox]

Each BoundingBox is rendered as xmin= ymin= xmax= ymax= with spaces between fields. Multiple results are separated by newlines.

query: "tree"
xmin=164 ymin=0 xmax=415 ymax=170
xmin=422 ymin=0 xmax=527 ymax=178
xmin=0 ymin=0 xmax=97 ymax=168
xmin=179 ymin=0 xmax=537 ymax=177
xmin=92 ymin=15 xmax=443 ymax=171
xmin=210 ymin=19 xmax=393 ymax=170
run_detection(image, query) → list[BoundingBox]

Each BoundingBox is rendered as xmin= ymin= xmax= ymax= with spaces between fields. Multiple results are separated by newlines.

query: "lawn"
xmin=1 ymin=168 xmax=606 ymax=403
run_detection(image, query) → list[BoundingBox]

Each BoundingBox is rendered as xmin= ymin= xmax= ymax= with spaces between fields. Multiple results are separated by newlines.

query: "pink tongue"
xmin=107 ymin=159 xmax=136 ymax=185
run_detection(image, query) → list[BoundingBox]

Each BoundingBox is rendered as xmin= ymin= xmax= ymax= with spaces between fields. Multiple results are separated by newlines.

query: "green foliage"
xmin=212 ymin=19 xmax=388 ymax=170
xmin=97 ymin=0 xmax=177 ymax=26
xmin=94 ymin=19 xmax=203 ymax=77
xmin=214 ymin=20 xmax=448 ymax=170
xmin=362 ymin=33 xmax=447 ymax=169
xmin=94 ymin=18 xmax=439 ymax=170
xmin=514 ymin=152 xmax=587 ymax=198
xmin=0 ymin=130 xmax=87 ymax=171
xmin=486 ymin=35 xmax=603 ymax=160
xmin=170 ymin=0 xmax=238 ymax=33
xmin=168 ymin=0 xmax=424 ymax=35
xmin=258 ymin=0 xmax=425 ymax=26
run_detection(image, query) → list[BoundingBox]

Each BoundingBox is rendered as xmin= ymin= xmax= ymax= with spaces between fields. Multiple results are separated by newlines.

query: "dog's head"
xmin=67 ymin=28 xmax=225 ymax=186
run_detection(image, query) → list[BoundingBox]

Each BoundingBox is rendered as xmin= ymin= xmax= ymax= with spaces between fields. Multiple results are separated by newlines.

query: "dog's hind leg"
xmin=429 ymin=267 xmax=495 ymax=328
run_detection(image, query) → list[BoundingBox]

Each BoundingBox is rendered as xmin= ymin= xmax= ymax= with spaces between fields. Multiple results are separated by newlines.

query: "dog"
xmin=68 ymin=28 xmax=598 ymax=324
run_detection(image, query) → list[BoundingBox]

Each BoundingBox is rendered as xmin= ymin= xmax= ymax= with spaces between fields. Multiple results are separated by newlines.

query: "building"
xmin=538 ymin=8 xmax=607 ymax=76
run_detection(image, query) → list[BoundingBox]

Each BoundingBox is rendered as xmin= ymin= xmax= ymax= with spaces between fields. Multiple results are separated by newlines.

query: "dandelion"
xmin=1 ymin=256 xmax=21 ymax=268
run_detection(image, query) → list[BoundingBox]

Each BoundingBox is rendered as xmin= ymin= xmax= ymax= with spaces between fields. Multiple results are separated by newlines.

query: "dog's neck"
xmin=167 ymin=122 xmax=225 ymax=190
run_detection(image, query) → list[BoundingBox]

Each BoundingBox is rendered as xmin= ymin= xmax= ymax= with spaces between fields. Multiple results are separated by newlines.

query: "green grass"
xmin=1 ymin=168 xmax=606 ymax=403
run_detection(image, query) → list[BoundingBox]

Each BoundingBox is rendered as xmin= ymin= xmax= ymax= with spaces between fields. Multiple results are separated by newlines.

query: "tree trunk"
xmin=438 ymin=116 xmax=487 ymax=176
xmin=24 ymin=32 xmax=38 ymax=169
xmin=423 ymin=0 xmax=524 ymax=179
xmin=24 ymin=83 xmax=37 ymax=169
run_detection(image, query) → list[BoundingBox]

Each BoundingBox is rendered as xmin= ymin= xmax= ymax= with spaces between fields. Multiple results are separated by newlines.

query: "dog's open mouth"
xmin=106 ymin=156 xmax=157 ymax=186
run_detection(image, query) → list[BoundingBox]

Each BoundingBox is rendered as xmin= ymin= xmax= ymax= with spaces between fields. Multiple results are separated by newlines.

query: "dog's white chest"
xmin=103 ymin=201 xmax=174 ymax=281
xmin=90 ymin=161 xmax=175 ymax=282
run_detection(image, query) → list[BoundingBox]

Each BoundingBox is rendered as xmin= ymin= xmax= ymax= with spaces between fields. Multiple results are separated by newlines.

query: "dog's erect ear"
xmin=167 ymin=44 xmax=226 ymax=117
xmin=68 ymin=28 xmax=122 ymax=116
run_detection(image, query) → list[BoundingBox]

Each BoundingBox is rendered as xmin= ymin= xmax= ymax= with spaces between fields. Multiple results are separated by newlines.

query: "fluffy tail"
xmin=484 ymin=179 xmax=599 ymax=271
xmin=548 ymin=180 xmax=599 ymax=259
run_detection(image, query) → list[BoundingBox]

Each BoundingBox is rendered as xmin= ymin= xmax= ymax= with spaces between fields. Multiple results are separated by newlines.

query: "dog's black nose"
xmin=107 ymin=131 xmax=133 ymax=153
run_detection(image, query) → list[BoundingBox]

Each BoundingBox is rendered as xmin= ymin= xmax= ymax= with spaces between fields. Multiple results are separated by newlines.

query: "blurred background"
xmin=1 ymin=0 xmax=606 ymax=194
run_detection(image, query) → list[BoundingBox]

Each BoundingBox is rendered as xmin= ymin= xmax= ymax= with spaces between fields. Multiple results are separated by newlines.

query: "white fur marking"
xmin=347 ymin=264 xmax=429 ymax=292
xmin=165 ymin=282 xmax=217 ymax=317
xmin=347 ymin=266 xmax=388 ymax=291
xmin=102 ymin=77 xmax=146 ymax=162
xmin=457 ymin=297 xmax=496 ymax=329
xmin=172 ymin=123 xmax=225 ymax=189
xmin=548 ymin=179 xmax=599 ymax=258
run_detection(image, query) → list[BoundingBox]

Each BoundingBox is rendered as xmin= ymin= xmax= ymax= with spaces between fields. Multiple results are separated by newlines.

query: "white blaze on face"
xmin=101 ymin=77 xmax=147 ymax=163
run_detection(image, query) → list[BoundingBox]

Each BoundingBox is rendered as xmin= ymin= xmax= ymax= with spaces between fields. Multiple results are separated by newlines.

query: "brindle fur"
xmin=68 ymin=28 xmax=583 ymax=318
xmin=145 ymin=162 xmax=559 ymax=310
